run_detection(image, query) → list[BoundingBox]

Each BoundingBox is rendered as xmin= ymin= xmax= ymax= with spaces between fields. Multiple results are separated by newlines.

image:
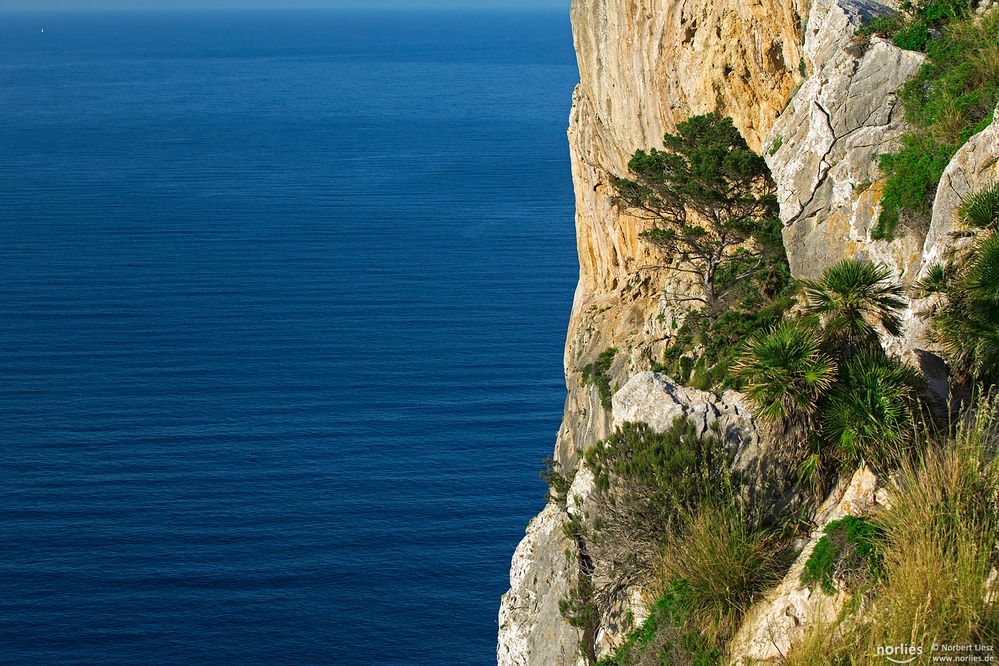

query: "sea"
xmin=0 ymin=9 xmax=578 ymax=664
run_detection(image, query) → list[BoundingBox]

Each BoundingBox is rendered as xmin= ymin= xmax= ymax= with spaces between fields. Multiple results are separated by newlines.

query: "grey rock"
xmin=766 ymin=0 xmax=925 ymax=280
xmin=497 ymin=504 xmax=587 ymax=666
xmin=612 ymin=371 xmax=763 ymax=476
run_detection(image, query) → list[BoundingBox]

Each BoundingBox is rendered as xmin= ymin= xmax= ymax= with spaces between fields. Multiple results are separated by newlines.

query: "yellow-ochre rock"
xmin=499 ymin=0 xmax=999 ymax=663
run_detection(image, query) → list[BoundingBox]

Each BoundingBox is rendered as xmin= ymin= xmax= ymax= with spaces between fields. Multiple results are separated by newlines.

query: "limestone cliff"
xmin=500 ymin=1 xmax=808 ymax=661
xmin=499 ymin=0 xmax=999 ymax=662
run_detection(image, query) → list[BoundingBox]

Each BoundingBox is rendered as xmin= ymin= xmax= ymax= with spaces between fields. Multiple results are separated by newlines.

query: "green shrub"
xmin=597 ymin=580 xmax=721 ymax=666
xmin=767 ymin=135 xmax=783 ymax=155
xmin=540 ymin=456 xmax=572 ymax=507
xmin=656 ymin=286 xmax=796 ymax=392
xmin=801 ymin=516 xmax=883 ymax=595
xmin=873 ymin=7 xmax=999 ymax=239
xmin=874 ymin=136 xmax=954 ymax=239
xmin=583 ymin=419 xmax=733 ymax=594
xmin=856 ymin=0 xmax=974 ymax=47
xmin=581 ymin=347 xmax=617 ymax=409
xmin=926 ymin=185 xmax=999 ymax=384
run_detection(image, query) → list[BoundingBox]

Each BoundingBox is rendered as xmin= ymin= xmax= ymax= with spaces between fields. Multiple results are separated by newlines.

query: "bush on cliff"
xmin=800 ymin=516 xmax=883 ymax=595
xmin=872 ymin=6 xmax=999 ymax=239
xmin=733 ymin=321 xmax=837 ymax=452
xmin=922 ymin=184 xmax=999 ymax=386
xmin=857 ymin=0 xmax=975 ymax=51
xmin=582 ymin=419 xmax=732 ymax=593
xmin=581 ymin=347 xmax=617 ymax=410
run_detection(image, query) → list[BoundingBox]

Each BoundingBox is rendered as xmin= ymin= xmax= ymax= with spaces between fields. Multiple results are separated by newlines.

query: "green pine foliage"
xmin=611 ymin=113 xmax=785 ymax=313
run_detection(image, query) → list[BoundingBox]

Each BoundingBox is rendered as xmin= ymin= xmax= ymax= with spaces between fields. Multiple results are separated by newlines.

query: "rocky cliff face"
xmin=499 ymin=2 xmax=808 ymax=661
xmin=499 ymin=0 xmax=998 ymax=662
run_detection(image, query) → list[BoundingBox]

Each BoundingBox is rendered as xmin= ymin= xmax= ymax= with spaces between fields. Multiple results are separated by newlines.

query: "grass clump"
xmin=872 ymin=6 xmax=999 ymax=239
xmin=595 ymin=501 xmax=786 ymax=666
xmin=659 ymin=503 xmax=790 ymax=641
xmin=581 ymin=347 xmax=617 ymax=409
xmin=800 ymin=516 xmax=883 ymax=595
xmin=596 ymin=579 xmax=721 ymax=666
xmin=784 ymin=400 xmax=999 ymax=664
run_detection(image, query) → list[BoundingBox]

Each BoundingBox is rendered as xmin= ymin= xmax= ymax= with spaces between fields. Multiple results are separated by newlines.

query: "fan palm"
xmin=802 ymin=258 xmax=906 ymax=352
xmin=932 ymin=232 xmax=999 ymax=383
xmin=734 ymin=321 xmax=836 ymax=427
xmin=821 ymin=349 xmax=924 ymax=470
xmin=958 ymin=182 xmax=999 ymax=230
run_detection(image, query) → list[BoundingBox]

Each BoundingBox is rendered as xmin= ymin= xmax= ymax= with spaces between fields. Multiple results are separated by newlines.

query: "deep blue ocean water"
xmin=0 ymin=10 xmax=578 ymax=664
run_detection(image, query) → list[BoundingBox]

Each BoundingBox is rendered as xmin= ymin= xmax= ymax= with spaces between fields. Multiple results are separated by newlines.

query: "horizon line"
xmin=0 ymin=4 xmax=566 ymax=12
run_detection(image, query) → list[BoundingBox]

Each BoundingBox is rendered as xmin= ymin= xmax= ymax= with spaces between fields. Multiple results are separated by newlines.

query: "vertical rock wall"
xmin=500 ymin=1 xmax=809 ymax=663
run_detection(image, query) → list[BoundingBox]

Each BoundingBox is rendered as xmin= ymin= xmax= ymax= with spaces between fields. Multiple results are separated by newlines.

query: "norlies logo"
xmin=877 ymin=643 xmax=924 ymax=663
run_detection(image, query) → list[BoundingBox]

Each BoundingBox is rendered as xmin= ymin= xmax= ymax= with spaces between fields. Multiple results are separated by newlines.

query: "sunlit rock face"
xmin=500 ymin=1 xmax=809 ymax=658
xmin=765 ymin=0 xmax=925 ymax=282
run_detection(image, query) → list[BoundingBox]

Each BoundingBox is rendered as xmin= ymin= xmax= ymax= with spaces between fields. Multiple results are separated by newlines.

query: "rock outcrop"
xmin=612 ymin=372 xmax=765 ymax=477
xmin=498 ymin=504 xmax=586 ymax=666
xmin=921 ymin=106 xmax=999 ymax=273
xmin=611 ymin=372 xmax=758 ymax=442
xmin=765 ymin=0 xmax=925 ymax=280
xmin=727 ymin=465 xmax=882 ymax=664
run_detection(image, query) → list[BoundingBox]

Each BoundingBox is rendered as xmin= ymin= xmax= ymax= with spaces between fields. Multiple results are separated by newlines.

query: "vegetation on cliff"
xmin=787 ymin=406 xmax=999 ymax=664
xmin=868 ymin=4 xmax=999 ymax=239
xmin=556 ymin=109 xmax=999 ymax=665
xmin=573 ymin=418 xmax=792 ymax=666
xmin=610 ymin=113 xmax=785 ymax=315
xmin=920 ymin=184 xmax=999 ymax=384
xmin=612 ymin=113 xmax=795 ymax=391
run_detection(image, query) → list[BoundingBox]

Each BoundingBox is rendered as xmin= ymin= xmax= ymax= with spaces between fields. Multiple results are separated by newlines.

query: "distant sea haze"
xmin=0 ymin=10 xmax=578 ymax=665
